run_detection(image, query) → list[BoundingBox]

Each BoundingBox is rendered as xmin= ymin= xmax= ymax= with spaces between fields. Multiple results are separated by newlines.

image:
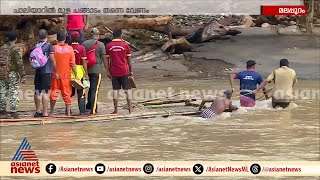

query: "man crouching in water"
xmin=198 ymin=90 xmax=238 ymax=119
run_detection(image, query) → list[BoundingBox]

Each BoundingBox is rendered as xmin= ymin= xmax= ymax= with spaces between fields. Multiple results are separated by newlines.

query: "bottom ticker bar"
xmin=1 ymin=161 xmax=320 ymax=176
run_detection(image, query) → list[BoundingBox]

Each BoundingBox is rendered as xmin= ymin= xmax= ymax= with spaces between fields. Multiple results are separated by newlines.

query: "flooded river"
xmin=0 ymin=79 xmax=319 ymax=180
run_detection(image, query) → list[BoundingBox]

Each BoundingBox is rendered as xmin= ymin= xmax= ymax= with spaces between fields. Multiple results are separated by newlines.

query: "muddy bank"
xmin=184 ymin=34 xmax=320 ymax=80
xmin=23 ymin=30 xmax=319 ymax=82
xmin=133 ymin=56 xmax=233 ymax=82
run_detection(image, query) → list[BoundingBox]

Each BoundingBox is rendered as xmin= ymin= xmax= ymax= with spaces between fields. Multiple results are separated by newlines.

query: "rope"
xmin=232 ymin=92 xmax=252 ymax=99
xmin=257 ymin=88 xmax=273 ymax=101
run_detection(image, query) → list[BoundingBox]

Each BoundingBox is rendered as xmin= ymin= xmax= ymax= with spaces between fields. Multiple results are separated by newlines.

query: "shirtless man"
xmin=198 ymin=90 xmax=238 ymax=119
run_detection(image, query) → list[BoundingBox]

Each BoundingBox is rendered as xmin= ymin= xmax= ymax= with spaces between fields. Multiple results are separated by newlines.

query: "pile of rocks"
xmin=171 ymin=15 xmax=241 ymax=27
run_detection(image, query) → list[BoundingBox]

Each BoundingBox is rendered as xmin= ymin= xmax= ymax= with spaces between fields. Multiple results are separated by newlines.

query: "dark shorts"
xmin=34 ymin=73 xmax=51 ymax=94
xmin=112 ymin=75 xmax=130 ymax=90
xmin=272 ymin=102 xmax=290 ymax=109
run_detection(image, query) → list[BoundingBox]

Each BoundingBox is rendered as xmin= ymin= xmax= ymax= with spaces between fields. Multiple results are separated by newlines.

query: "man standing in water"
xmin=70 ymin=31 xmax=88 ymax=115
xmin=230 ymin=60 xmax=267 ymax=107
xmin=0 ymin=31 xmax=26 ymax=119
xmin=253 ymin=59 xmax=297 ymax=109
xmin=49 ymin=32 xmax=79 ymax=117
xmin=82 ymin=28 xmax=108 ymax=115
xmin=106 ymin=29 xmax=133 ymax=114
xmin=34 ymin=29 xmax=58 ymax=118
xmin=198 ymin=90 xmax=238 ymax=119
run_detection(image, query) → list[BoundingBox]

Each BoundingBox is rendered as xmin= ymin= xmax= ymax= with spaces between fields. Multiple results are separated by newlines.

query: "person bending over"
xmin=198 ymin=90 xmax=238 ymax=119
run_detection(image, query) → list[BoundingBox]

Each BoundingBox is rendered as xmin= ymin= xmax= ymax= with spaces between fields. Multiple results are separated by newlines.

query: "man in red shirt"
xmin=70 ymin=31 xmax=88 ymax=115
xmin=106 ymin=29 xmax=133 ymax=114
xmin=65 ymin=14 xmax=89 ymax=44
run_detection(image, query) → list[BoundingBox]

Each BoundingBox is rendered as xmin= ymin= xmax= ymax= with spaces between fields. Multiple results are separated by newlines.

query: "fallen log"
xmin=143 ymin=99 xmax=197 ymax=106
xmin=149 ymin=25 xmax=200 ymax=37
xmin=161 ymin=23 xmax=241 ymax=52
xmin=131 ymin=49 xmax=168 ymax=62
xmin=148 ymin=22 xmax=241 ymax=37
xmin=95 ymin=16 xmax=173 ymax=30
xmin=137 ymin=92 xmax=187 ymax=104
xmin=161 ymin=37 xmax=193 ymax=51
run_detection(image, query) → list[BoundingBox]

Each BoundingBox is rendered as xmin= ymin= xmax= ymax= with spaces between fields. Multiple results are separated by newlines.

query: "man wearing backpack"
xmin=33 ymin=29 xmax=59 ymax=118
xmin=0 ymin=31 xmax=26 ymax=119
xmin=70 ymin=31 xmax=88 ymax=115
xmin=82 ymin=28 xmax=108 ymax=115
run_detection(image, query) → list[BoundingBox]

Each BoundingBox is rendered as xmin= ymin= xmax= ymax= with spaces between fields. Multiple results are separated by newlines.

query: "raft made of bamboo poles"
xmin=143 ymin=99 xmax=197 ymax=106
xmin=0 ymin=111 xmax=202 ymax=127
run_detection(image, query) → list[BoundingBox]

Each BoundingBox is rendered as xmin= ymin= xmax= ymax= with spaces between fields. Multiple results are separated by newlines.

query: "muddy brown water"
xmin=0 ymin=79 xmax=319 ymax=180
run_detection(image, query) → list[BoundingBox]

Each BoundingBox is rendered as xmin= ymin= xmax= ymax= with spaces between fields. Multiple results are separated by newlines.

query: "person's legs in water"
xmin=88 ymin=73 xmax=101 ymax=115
xmin=240 ymin=95 xmax=255 ymax=107
xmin=8 ymin=72 xmax=20 ymax=119
xmin=34 ymin=73 xmax=51 ymax=117
xmin=41 ymin=74 xmax=51 ymax=117
xmin=86 ymin=73 xmax=94 ymax=110
xmin=49 ymin=78 xmax=59 ymax=116
xmin=60 ymin=79 xmax=72 ymax=116
xmin=42 ymin=90 xmax=50 ymax=117
xmin=112 ymin=90 xmax=119 ymax=114
xmin=121 ymin=75 xmax=132 ymax=114
xmin=65 ymin=87 xmax=76 ymax=115
xmin=34 ymin=90 xmax=42 ymax=117
xmin=77 ymin=86 xmax=86 ymax=115
xmin=34 ymin=73 xmax=42 ymax=117
xmin=111 ymin=76 xmax=122 ymax=114
xmin=272 ymin=101 xmax=290 ymax=109
xmin=124 ymin=90 xmax=132 ymax=114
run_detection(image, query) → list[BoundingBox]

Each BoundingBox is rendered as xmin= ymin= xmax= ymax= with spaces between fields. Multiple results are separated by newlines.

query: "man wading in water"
xmin=198 ymin=90 xmax=238 ymax=119
xmin=253 ymin=59 xmax=297 ymax=109
xmin=230 ymin=60 xmax=267 ymax=107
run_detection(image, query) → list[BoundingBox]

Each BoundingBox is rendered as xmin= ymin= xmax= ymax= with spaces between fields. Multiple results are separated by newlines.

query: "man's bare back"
xmin=199 ymin=90 xmax=238 ymax=119
xmin=209 ymin=97 xmax=233 ymax=115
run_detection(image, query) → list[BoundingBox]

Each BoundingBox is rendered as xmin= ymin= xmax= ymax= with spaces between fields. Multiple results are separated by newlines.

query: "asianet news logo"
xmin=11 ymin=137 xmax=40 ymax=174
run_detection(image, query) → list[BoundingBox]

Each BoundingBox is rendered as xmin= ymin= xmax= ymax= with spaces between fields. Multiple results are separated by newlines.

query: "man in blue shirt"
xmin=230 ymin=60 xmax=267 ymax=107
xmin=34 ymin=29 xmax=58 ymax=118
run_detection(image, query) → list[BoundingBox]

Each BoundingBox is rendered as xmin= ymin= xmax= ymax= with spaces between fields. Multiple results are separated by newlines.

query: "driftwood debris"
xmin=143 ymin=99 xmax=197 ymax=106
xmin=95 ymin=16 xmax=173 ymax=31
xmin=161 ymin=37 xmax=193 ymax=52
xmin=161 ymin=22 xmax=241 ymax=52
xmin=131 ymin=49 xmax=168 ymax=62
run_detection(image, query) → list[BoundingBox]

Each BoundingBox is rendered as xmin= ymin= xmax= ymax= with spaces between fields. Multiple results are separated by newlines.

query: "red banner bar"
xmin=261 ymin=5 xmax=307 ymax=16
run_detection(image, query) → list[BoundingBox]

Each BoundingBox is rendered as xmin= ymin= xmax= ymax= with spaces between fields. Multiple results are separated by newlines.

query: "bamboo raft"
xmin=0 ymin=111 xmax=202 ymax=127
xmin=0 ymin=94 xmax=237 ymax=127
